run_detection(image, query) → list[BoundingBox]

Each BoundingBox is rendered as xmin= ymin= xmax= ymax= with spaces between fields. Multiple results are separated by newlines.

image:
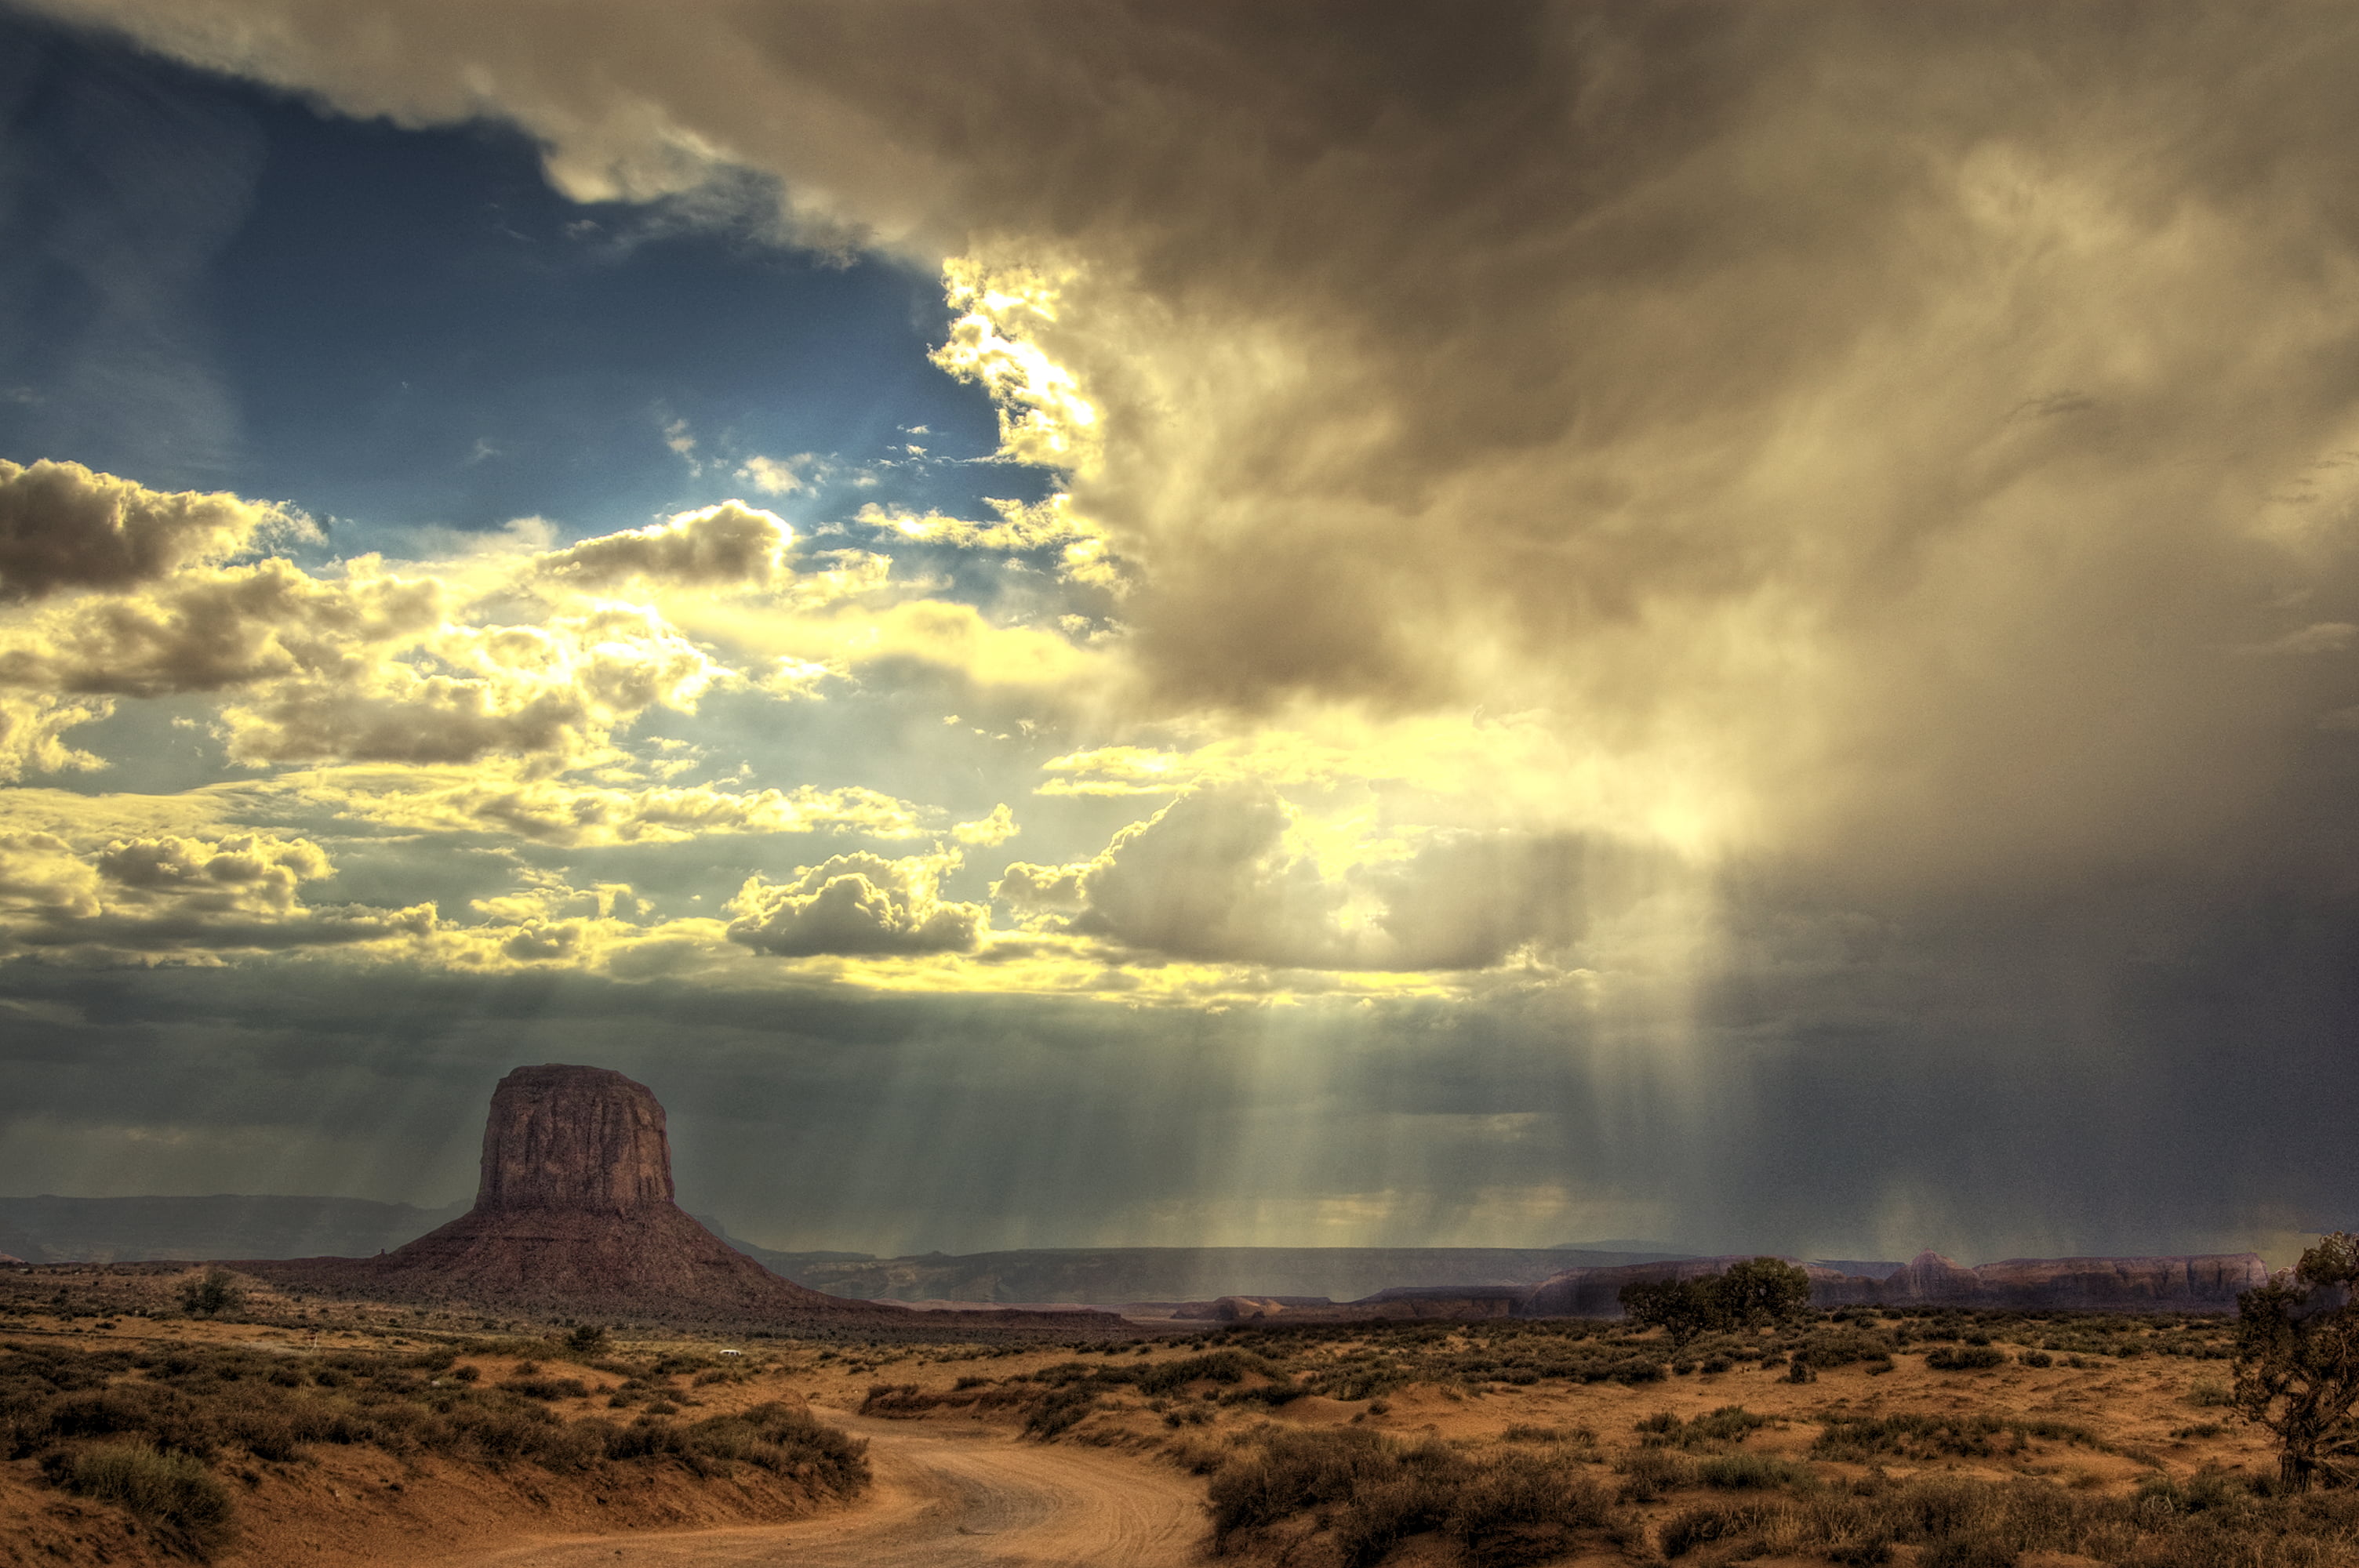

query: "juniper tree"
xmin=1714 ymin=1257 xmax=1814 ymax=1329
xmin=1620 ymin=1257 xmax=1814 ymax=1345
xmin=2235 ymin=1232 xmax=2359 ymax=1491
xmin=1619 ymin=1277 xmax=1722 ymax=1348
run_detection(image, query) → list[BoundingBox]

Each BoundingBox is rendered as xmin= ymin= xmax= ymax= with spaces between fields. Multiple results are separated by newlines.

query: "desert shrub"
xmin=1813 ymin=1413 xmax=2099 ymax=1462
xmin=1502 ymin=1422 xmax=1592 ymax=1445
xmin=565 ymin=1323 xmax=610 ymax=1356
xmin=1136 ymin=1350 xmax=1271 ymax=1396
xmin=1617 ymin=1444 xmax=1698 ymax=1501
xmin=2187 ymin=1374 xmax=2234 ymax=1407
xmin=1917 ymin=1534 xmax=2015 ymax=1568
xmin=1443 ymin=1449 xmax=1612 ymax=1566
xmin=1795 ymin=1327 xmax=1899 ymax=1372
xmin=1660 ymin=1499 xmax=1771 ymax=1558
xmin=670 ymin=1404 xmax=867 ymax=1488
xmin=530 ymin=1417 xmax=611 ymax=1472
xmin=176 ymin=1269 xmax=243 ymax=1319
xmin=605 ymin=1414 xmax=688 ymax=1461
xmin=1697 ymin=1451 xmax=1814 ymax=1490
xmin=503 ymin=1375 xmax=591 ymax=1401
xmin=2019 ymin=1349 xmax=2053 ymax=1368
xmin=46 ymin=1440 xmax=235 ymax=1559
xmin=2133 ymin=1467 xmax=2256 ymax=1518
xmin=1023 ymin=1385 xmax=1100 ymax=1439
xmin=1925 ymin=1345 xmax=2007 ymax=1371
xmin=1209 ymin=1428 xmax=1607 ymax=1568
xmin=28 ymin=1384 xmax=220 ymax=1459
xmin=1637 ymin=1404 xmax=1769 ymax=1450
xmin=1209 ymin=1426 xmax=1395 ymax=1538
xmin=438 ymin=1399 xmax=558 ymax=1468
xmin=860 ymin=1381 xmax=929 ymax=1415
xmin=1645 ymin=1473 xmax=2343 ymax=1566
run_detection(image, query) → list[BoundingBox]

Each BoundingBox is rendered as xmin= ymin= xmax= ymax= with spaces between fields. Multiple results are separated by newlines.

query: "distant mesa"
xmin=766 ymin=1243 xmax=1691 ymax=1305
xmin=245 ymin=1065 xmax=1107 ymax=1338
xmin=1518 ymin=1248 xmax=2268 ymax=1318
xmin=1848 ymin=1249 xmax=2271 ymax=1312
xmin=1149 ymin=1247 xmax=2271 ymax=1323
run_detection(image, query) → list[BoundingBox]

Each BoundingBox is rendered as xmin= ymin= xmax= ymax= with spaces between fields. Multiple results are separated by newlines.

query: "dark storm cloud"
xmin=1000 ymin=781 xmax=1652 ymax=971
xmin=0 ymin=459 xmax=291 ymax=599
xmin=25 ymin=0 xmax=2359 ymax=891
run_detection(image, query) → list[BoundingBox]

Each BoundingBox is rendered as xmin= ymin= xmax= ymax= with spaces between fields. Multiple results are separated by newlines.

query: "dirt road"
xmin=457 ymin=1411 xmax=1208 ymax=1567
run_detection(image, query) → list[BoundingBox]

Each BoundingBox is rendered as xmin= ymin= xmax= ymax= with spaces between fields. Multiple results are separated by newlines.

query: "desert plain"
xmin=0 ymin=1258 xmax=2317 ymax=1568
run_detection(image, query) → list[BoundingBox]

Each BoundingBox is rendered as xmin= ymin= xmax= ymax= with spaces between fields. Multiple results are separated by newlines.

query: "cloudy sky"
xmin=2 ymin=0 xmax=2357 ymax=1266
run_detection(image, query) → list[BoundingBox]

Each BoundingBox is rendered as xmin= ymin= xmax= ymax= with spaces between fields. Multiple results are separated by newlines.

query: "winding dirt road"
xmin=459 ymin=1411 xmax=1209 ymax=1567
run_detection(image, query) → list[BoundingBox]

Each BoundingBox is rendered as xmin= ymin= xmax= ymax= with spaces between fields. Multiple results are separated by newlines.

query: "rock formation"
xmin=244 ymin=1065 xmax=1110 ymax=1338
xmin=1859 ymin=1250 xmax=2270 ymax=1310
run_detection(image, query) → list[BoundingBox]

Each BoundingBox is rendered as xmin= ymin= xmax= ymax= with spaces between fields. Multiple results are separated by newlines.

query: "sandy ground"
xmin=451 ymin=1409 xmax=1206 ymax=1568
xmin=0 ymin=1288 xmax=2280 ymax=1566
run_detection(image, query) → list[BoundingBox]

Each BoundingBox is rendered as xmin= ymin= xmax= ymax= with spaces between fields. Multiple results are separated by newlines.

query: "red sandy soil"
xmin=0 ymin=1302 xmax=2286 ymax=1568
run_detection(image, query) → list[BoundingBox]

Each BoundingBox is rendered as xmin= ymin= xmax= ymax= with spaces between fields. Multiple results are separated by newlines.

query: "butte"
xmin=246 ymin=1064 xmax=1105 ymax=1339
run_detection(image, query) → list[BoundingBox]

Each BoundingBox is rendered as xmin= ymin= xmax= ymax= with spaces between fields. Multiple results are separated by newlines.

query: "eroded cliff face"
xmin=474 ymin=1065 xmax=674 ymax=1214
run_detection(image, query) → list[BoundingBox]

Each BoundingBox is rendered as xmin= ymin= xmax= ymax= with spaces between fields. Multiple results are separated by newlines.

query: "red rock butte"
xmin=244 ymin=1065 xmax=1113 ymax=1339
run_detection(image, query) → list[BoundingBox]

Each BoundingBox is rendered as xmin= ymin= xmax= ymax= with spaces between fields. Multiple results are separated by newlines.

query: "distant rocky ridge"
xmin=1206 ymin=1249 xmax=2270 ymax=1322
xmin=754 ymin=1245 xmax=1693 ymax=1305
xmin=1150 ymin=1249 xmax=2268 ymax=1323
xmin=1826 ymin=1250 xmax=2272 ymax=1312
xmin=240 ymin=1065 xmax=1118 ymax=1341
xmin=0 ymin=1195 xmax=468 ymax=1265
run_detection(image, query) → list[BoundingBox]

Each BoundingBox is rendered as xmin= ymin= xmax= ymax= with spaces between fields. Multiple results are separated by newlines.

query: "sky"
xmin=2 ymin=0 xmax=2357 ymax=1266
